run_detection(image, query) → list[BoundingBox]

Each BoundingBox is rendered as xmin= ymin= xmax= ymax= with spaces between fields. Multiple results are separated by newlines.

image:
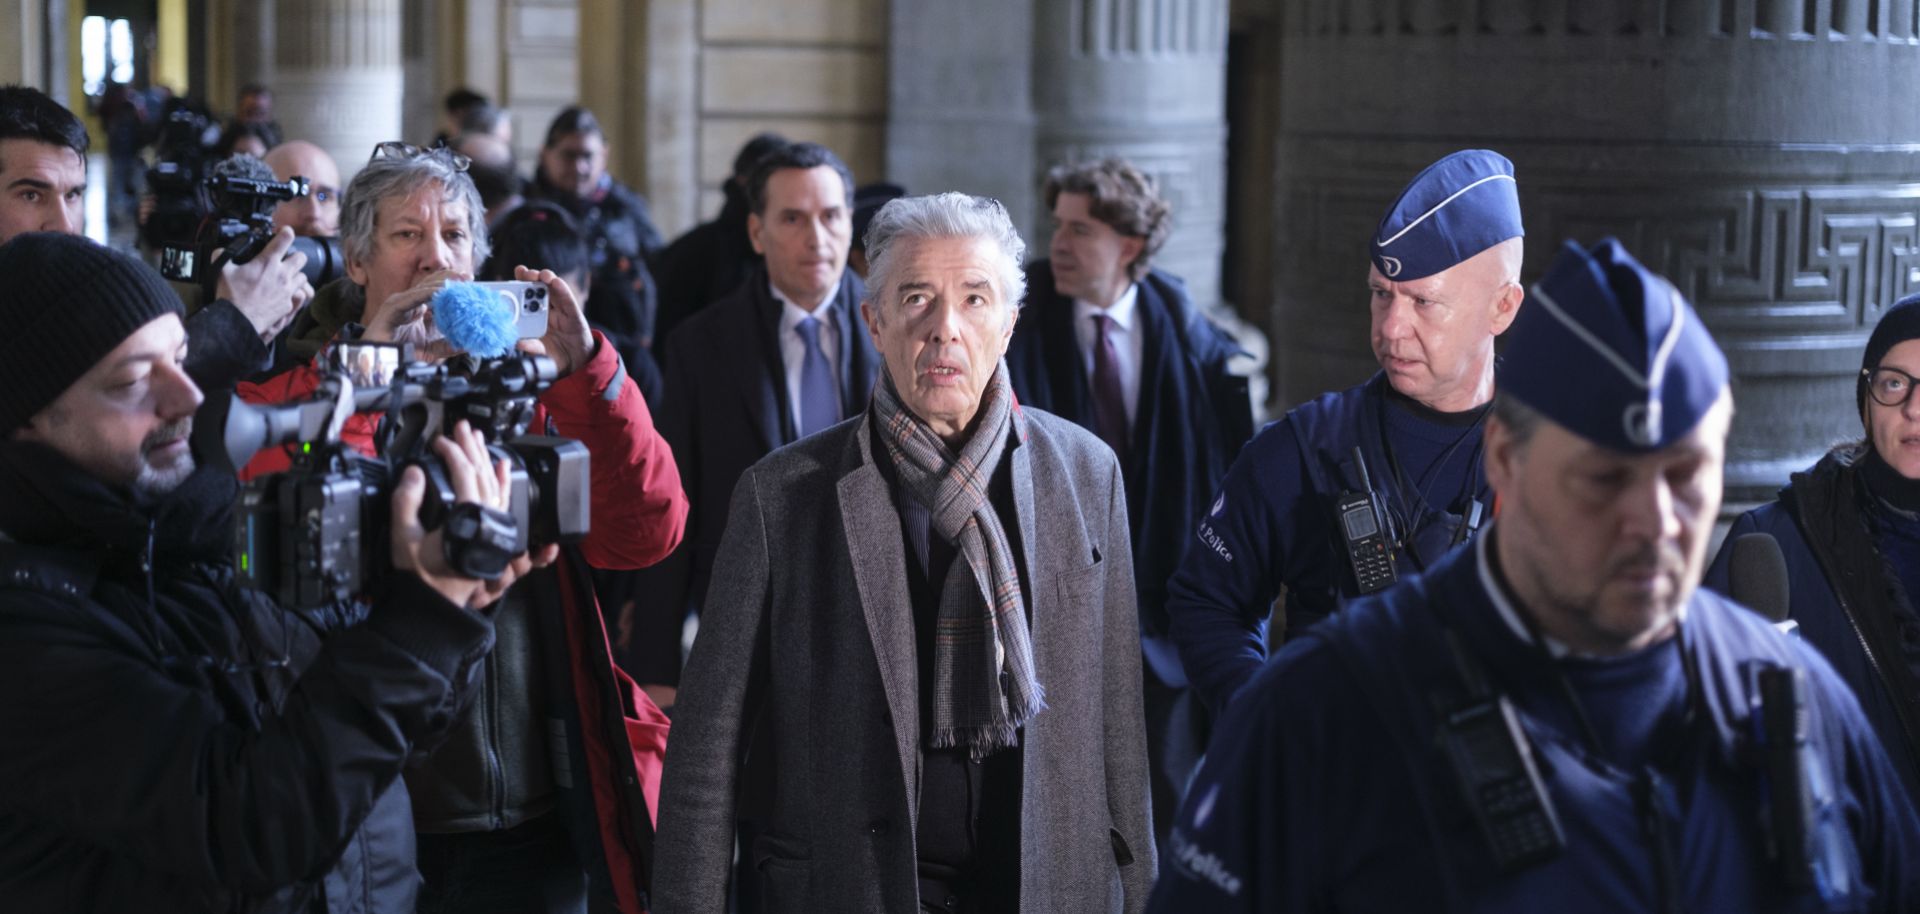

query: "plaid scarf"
xmin=872 ymin=361 xmax=1043 ymax=758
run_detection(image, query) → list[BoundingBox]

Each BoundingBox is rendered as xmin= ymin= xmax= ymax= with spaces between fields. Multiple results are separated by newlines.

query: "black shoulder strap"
xmin=1313 ymin=598 xmax=1471 ymax=912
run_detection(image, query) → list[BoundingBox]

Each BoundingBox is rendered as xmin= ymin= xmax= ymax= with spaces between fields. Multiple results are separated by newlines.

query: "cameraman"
xmin=247 ymin=142 xmax=687 ymax=914
xmin=0 ymin=232 xmax=530 ymax=911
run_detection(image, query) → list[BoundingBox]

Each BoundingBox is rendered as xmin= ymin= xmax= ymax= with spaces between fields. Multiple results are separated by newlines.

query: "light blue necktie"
xmin=795 ymin=315 xmax=840 ymax=438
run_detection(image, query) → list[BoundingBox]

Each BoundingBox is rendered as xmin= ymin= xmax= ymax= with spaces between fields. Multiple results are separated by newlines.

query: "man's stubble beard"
xmin=133 ymin=417 xmax=196 ymax=499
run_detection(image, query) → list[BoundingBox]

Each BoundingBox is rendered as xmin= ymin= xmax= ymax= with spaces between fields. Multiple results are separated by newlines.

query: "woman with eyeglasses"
xmin=1705 ymin=296 xmax=1920 ymax=807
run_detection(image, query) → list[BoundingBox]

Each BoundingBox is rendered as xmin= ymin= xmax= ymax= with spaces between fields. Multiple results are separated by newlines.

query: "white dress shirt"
xmin=775 ymin=285 xmax=841 ymax=432
xmin=1073 ymin=282 xmax=1144 ymax=428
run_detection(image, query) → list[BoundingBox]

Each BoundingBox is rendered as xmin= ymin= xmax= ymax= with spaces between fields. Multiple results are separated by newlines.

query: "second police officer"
xmin=1148 ymin=238 xmax=1920 ymax=913
xmin=1167 ymin=149 xmax=1526 ymax=711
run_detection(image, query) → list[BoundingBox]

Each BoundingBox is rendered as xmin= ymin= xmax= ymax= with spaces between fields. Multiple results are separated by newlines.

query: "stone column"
xmin=0 ymin=0 xmax=58 ymax=97
xmin=271 ymin=0 xmax=403 ymax=183
xmin=1270 ymin=0 xmax=1920 ymax=507
xmin=886 ymin=0 xmax=1039 ymax=246
xmin=1032 ymin=0 xmax=1231 ymax=311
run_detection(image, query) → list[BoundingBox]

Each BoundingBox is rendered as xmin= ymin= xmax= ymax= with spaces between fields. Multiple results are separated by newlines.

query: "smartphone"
xmin=472 ymin=280 xmax=549 ymax=340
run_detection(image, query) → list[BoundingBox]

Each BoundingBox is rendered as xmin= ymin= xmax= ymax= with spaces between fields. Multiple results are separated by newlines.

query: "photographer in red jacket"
xmin=242 ymin=141 xmax=686 ymax=914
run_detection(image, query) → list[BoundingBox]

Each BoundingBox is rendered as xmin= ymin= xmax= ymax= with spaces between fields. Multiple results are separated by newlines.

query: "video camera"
xmin=200 ymin=343 xmax=590 ymax=609
xmin=141 ymin=108 xmax=221 ymax=252
xmin=156 ymin=164 xmax=346 ymax=292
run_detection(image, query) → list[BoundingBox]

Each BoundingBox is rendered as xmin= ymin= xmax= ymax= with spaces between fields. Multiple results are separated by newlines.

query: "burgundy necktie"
xmin=1091 ymin=313 xmax=1129 ymax=463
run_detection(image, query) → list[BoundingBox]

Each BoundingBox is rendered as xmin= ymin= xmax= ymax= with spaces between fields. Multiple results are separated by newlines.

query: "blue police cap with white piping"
xmin=1501 ymin=238 xmax=1729 ymax=452
xmin=1370 ymin=150 xmax=1524 ymax=282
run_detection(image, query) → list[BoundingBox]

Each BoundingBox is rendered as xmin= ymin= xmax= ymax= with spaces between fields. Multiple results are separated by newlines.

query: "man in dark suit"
xmin=636 ymin=142 xmax=881 ymax=702
xmin=1006 ymin=157 xmax=1252 ymax=841
xmin=652 ymin=131 xmax=790 ymax=345
xmin=656 ymin=191 xmax=1154 ymax=914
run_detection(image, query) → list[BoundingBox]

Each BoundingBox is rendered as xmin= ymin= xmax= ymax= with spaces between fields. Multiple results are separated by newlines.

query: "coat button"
xmin=867 ymin=818 xmax=889 ymax=835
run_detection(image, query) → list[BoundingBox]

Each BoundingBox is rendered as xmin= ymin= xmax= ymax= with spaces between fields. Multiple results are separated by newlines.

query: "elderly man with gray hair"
xmin=655 ymin=192 xmax=1155 ymax=914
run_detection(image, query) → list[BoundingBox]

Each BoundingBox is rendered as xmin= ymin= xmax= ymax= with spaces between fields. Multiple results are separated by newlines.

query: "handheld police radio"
xmin=1337 ymin=446 xmax=1397 ymax=594
xmin=1438 ymin=631 xmax=1568 ymax=872
xmin=1753 ymin=666 xmax=1818 ymax=890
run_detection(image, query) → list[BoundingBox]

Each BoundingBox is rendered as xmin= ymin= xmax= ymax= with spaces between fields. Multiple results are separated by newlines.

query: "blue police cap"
xmin=1371 ymin=150 xmax=1524 ymax=282
xmin=1502 ymin=239 xmax=1729 ymax=452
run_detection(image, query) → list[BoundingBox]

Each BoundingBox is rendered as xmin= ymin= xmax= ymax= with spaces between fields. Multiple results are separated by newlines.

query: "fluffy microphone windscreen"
xmin=431 ymin=282 xmax=518 ymax=358
xmin=209 ymin=153 xmax=276 ymax=217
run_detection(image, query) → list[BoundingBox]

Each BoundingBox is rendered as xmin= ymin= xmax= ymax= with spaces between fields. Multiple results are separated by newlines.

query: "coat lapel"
xmin=1039 ymin=285 xmax=1095 ymax=428
xmin=1010 ymin=414 xmax=1041 ymax=626
xmin=832 ymin=273 xmax=875 ymax=416
xmin=1126 ymin=280 xmax=1175 ymax=502
xmin=743 ymin=281 xmax=790 ymax=450
xmin=836 ymin=417 xmax=922 ymax=819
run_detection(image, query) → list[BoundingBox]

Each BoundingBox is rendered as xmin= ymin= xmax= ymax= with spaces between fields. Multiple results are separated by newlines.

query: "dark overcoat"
xmin=1005 ymin=262 xmax=1252 ymax=656
xmin=631 ymin=267 xmax=879 ymax=681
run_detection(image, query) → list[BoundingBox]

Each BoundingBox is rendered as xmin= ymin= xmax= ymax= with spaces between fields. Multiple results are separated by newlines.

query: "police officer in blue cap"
xmin=1147 ymin=239 xmax=1920 ymax=914
xmin=1167 ymin=149 xmax=1526 ymax=712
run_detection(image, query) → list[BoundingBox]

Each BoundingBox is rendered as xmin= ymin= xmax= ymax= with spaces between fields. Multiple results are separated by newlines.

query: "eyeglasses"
xmin=369 ymin=141 xmax=470 ymax=172
xmin=1865 ymin=366 xmax=1920 ymax=408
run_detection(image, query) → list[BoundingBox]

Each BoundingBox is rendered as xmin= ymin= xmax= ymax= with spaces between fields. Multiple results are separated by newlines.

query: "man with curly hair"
xmin=1005 ymin=156 xmax=1254 ymax=843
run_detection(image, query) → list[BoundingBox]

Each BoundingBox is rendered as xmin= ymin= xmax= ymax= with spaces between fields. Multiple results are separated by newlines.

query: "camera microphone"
xmin=208 ymin=153 xmax=279 ymax=213
xmin=432 ymin=282 xmax=521 ymax=358
xmin=1728 ymin=532 xmax=1793 ymax=630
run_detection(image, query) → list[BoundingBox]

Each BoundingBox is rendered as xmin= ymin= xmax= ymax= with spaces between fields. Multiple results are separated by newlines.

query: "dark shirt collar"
xmin=1861 ymin=446 xmax=1920 ymax=515
xmin=1382 ymin=381 xmax=1490 ymax=428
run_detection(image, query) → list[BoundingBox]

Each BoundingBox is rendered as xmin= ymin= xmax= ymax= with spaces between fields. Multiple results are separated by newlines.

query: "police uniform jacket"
xmin=1150 ymin=530 xmax=1920 ymax=914
xmin=1166 ymin=374 xmax=1490 ymax=710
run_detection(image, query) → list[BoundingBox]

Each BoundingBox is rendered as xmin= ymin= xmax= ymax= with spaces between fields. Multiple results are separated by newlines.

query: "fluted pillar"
xmin=272 ymin=0 xmax=403 ymax=183
xmin=1032 ymin=0 xmax=1230 ymax=311
xmin=886 ymin=0 xmax=1039 ymax=246
xmin=1272 ymin=0 xmax=1920 ymax=507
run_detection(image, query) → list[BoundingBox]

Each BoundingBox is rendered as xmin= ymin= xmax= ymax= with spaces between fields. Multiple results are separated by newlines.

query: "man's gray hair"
xmin=339 ymin=148 xmax=491 ymax=271
xmin=864 ymin=192 xmax=1027 ymax=314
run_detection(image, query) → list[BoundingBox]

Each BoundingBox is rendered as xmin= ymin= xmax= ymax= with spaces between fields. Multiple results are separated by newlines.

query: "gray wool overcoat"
xmin=653 ymin=402 xmax=1156 ymax=913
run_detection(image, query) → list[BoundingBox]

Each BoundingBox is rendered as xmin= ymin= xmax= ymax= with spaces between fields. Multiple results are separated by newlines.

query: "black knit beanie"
xmin=0 ymin=232 xmax=184 ymax=431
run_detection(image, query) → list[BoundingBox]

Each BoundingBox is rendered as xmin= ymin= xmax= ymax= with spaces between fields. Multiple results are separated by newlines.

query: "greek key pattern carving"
xmin=1291 ymin=0 xmax=1920 ymax=41
xmin=1534 ymin=186 xmax=1920 ymax=330
xmin=1072 ymin=0 xmax=1229 ymax=58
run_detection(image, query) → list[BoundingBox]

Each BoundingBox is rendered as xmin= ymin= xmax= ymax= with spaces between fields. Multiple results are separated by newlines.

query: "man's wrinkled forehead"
xmin=374 ymin=181 xmax=468 ymax=226
xmin=891 ymin=240 xmax=1001 ymax=293
xmin=267 ymin=145 xmax=340 ymax=188
xmin=0 ymin=137 xmax=83 ymax=182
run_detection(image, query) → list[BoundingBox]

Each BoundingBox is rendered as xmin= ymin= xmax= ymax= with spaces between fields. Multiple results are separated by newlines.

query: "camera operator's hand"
xmin=215 ymin=227 xmax=314 ymax=343
xmin=512 ymin=266 xmax=596 ymax=378
xmin=471 ymin=542 xmax=562 ymax=608
xmin=391 ymin=420 xmax=530 ymax=609
xmin=362 ymin=268 xmax=470 ymax=345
